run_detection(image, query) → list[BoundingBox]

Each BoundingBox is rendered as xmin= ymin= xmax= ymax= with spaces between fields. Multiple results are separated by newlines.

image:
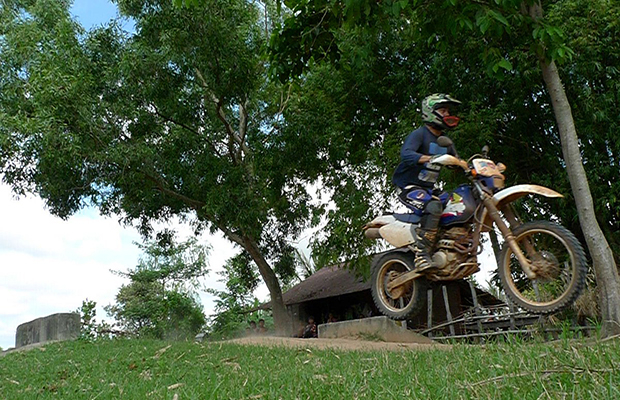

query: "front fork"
xmin=479 ymin=193 xmax=537 ymax=279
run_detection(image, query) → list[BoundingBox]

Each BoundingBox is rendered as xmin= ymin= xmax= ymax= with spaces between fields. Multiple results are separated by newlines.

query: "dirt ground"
xmin=1 ymin=336 xmax=448 ymax=358
xmin=226 ymin=336 xmax=449 ymax=352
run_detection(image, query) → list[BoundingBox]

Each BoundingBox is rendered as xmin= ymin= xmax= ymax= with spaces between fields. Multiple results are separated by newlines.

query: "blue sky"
xmin=71 ymin=0 xmax=119 ymax=29
xmin=0 ymin=0 xmax=238 ymax=350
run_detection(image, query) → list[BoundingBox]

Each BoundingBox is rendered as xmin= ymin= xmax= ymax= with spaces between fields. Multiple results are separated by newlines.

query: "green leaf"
xmin=392 ymin=1 xmax=401 ymax=16
xmin=497 ymin=58 xmax=512 ymax=71
xmin=489 ymin=10 xmax=509 ymax=26
xmin=478 ymin=16 xmax=490 ymax=34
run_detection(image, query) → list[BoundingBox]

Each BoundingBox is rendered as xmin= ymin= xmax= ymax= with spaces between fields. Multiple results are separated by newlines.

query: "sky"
xmin=0 ymin=0 xmax=241 ymax=350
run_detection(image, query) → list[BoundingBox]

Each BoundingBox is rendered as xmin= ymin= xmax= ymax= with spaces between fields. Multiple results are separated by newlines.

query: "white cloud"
xmin=0 ymin=183 xmax=240 ymax=350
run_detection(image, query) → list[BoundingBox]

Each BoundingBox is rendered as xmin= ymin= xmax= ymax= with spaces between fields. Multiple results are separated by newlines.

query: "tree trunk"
xmin=489 ymin=230 xmax=502 ymax=266
xmin=540 ymin=59 xmax=620 ymax=337
xmin=242 ymin=236 xmax=292 ymax=336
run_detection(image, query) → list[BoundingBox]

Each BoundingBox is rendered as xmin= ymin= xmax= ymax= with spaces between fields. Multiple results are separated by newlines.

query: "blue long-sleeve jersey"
xmin=392 ymin=125 xmax=456 ymax=189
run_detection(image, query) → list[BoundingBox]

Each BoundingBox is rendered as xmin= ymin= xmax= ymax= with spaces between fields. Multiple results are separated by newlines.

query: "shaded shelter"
xmin=262 ymin=265 xmax=504 ymax=335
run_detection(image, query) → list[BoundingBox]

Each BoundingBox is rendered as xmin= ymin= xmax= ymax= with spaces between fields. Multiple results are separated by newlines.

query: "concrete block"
xmin=318 ymin=316 xmax=434 ymax=344
xmin=15 ymin=313 xmax=80 ymax=348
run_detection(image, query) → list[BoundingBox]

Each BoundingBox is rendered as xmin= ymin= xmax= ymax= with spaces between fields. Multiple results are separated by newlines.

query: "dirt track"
xmin=1 ymin=336 xmax=448 ymax=358
xmin=226 ymin=336 xmax=449 ymax=352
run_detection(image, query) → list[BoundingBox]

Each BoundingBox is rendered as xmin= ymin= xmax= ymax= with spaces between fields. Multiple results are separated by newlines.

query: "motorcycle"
xmin=363 ymin=137 xmax=587 ymax=320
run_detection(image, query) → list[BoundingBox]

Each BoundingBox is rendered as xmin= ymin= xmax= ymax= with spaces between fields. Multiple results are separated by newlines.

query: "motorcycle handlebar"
xmin=429 ymin=154 xmax=470 ymax=172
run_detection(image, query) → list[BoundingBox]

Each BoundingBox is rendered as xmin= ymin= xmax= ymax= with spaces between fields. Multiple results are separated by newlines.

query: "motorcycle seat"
xmin=392 ymin=213 xmax=421 ymax=224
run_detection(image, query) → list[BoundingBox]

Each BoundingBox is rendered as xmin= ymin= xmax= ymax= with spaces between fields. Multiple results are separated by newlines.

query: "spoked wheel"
xmin=370 ymin=251 xmax=427 ymax=320
xmin=498 ymin=221 xmax=587 ymax=314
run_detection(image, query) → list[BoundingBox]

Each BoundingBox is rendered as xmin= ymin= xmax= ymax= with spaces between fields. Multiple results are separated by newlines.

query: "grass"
xmin=0 ymin=336 xmax=619 ymax=399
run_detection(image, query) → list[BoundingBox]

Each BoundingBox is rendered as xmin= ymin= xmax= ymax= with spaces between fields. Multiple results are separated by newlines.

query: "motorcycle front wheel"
xmin=371 ymin=251 xmax=427 ymax=320
xmin=498 ymin=221 xmax=587 ymax=314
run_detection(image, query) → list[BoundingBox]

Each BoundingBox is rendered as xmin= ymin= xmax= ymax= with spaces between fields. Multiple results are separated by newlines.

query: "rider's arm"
xmin=418 ymin=155 xmax=432 ymax=164
xmin=399 ymin=130 xmax=427 ymax=166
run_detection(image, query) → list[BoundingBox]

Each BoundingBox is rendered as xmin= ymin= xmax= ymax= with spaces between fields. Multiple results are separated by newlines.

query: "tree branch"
xmin=138 ymin=167 xmax=248 ymax=248
xmin=237 ymin=98 xmax=253 ymax=160
xmin=141 ymin=170 xmax=206 ymax=210
xmin=150 ymin=105 xmax=224 ymax=157
xmin=193 ymin=69 xmax=255 ymax=176
xmin=266 ymin=84 xmax=294 ymax=137
xmin=239 ymin=97 xmax=249 ymax=144
xmin=194 ymin=68 xmax=239 ymax=163
xmin=218 ymin=225 xmax=245 ymax=247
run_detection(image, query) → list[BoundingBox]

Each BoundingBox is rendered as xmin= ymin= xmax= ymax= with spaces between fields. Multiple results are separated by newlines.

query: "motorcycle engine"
xmin=427 ymin=226 xmax=479 ymax=281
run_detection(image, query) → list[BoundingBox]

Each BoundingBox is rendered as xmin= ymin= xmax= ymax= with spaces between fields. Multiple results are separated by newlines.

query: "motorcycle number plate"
xmin=473 ymin=159 xmax=500 ymax=177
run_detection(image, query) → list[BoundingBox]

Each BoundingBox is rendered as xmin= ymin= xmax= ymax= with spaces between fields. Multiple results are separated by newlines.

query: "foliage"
xmin=1 ymin=338 xmax=620 ymax=398
xmin=75 ymin=299 xmax=117 ymax=341
xmin=262 ymin=0 xmax=620 ymax=273
xmin=206 ymin=297 xmax=273 ymax=340
xmin=271 ymin=8 xmax=544 ymax=266
xmin=205 ymin=252 xmax=272 ymax=339
xmin=104 ymin=236 xmax=209 ymax=339
xmin=269 ymin=0 xmax=576 ymax=82
xmin=0 ymin=0 xmax=326 ymax=330
xmin=130 ymin=232 xmax=211 ymax=292
xmin=3 ymin=0 xmax=619 ymax=336
xmin=547 ymin=0 xmax=620 ymax=263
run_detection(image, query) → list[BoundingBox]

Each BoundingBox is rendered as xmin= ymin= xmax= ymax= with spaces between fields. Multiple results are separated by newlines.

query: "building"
xmin=277 ymin=265 xmax=504 ymax=335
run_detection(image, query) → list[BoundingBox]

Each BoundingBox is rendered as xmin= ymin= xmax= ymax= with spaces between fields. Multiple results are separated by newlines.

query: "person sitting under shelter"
xmin=257 ymin=319 xmax=268 ymax=335
xmin=301 ymin=317 xmax=317 ymax=338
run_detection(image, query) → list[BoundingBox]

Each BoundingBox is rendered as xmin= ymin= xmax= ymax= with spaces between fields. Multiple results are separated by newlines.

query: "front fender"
xmin=480 ymin=184 xmax=563 ymax=232
xmin=494 ymin=184 xmax=563 ymax=205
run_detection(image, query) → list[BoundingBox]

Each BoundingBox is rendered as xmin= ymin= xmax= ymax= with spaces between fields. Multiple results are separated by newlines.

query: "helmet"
xmin=421 ymin=93 xmax=462 ymax=130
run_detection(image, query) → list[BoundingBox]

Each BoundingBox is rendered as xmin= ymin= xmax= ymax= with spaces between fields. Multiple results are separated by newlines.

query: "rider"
xmin=392 ymin=93 xmax=461 ymax=271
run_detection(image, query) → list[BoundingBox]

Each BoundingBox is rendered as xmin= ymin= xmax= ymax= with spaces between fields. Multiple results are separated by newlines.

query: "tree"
xmin=0 ymin=0 xmax=324 ymax=334
xmin=105 ymin=235 xmax=209 ymax=339
xmin=269 ymin=0 xmax=620 ymax=336
xmin=205 ymin=252 xmax=264 ymax=338
xmin=76 ymin=299 xmax=110 ymax=341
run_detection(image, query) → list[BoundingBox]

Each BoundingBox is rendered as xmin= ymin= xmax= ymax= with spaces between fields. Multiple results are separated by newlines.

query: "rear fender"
xmin=363 ymin=215 xmax=397 ymax=239
xmin=363 ymin=215 xmax=418 ymax=248
xmin=480 ymin=184 xmax=563 ymax=232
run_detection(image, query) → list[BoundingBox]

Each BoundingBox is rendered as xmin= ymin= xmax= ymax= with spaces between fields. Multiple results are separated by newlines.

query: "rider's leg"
xmin=413 ymin=198 xmax=442 ymax=270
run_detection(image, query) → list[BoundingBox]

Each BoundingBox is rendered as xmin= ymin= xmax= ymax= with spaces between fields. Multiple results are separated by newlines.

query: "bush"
xmin=105 ymin=236 xmax=209 ymax=340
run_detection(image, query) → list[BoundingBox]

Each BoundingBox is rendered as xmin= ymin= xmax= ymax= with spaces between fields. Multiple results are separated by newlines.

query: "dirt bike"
xmin=363 ymin=137 xmax=587 ymax=320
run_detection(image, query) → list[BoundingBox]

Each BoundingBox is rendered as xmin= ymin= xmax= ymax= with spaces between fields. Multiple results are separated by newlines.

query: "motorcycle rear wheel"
xmin=371 ymin=251 xmax=427 ymax=320
xmin=498 ymin=221 xmax=587 ymax=314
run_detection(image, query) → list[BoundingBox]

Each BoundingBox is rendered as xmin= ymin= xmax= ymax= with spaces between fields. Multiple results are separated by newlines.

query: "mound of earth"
xmin=226 ymin=336 xmax=448 ymax=351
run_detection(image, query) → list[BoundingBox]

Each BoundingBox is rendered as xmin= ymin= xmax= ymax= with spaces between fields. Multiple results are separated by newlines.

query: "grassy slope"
xmin=0 ymin=338 xmax=619 ymax=399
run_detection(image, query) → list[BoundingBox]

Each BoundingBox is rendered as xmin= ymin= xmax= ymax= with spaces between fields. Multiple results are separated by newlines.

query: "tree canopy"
xmin=0 ymin=0 xmax=331 ymax=332
xmin=105 ymin=236 xmax=209 ymax=339
xmin=266 ymin=0 xmax=620 ymax=335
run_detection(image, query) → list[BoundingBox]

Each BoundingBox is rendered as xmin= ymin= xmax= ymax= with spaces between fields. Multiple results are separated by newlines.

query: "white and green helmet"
xmin=421 ymin=93 xmax=462 ymax=130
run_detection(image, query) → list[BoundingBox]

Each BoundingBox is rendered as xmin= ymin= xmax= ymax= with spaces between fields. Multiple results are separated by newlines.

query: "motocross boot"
xmin=413 ymin=197 xmax=442 ymax=271
xmin=413 ymin=227 xmax=438 ymax=271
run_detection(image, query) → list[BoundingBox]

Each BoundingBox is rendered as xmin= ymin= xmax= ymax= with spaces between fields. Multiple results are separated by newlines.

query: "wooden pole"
xmin=442 ymin=285 xmax=456 ymax=336
xmin=427 ymin=287 xmax=434 ymax=338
